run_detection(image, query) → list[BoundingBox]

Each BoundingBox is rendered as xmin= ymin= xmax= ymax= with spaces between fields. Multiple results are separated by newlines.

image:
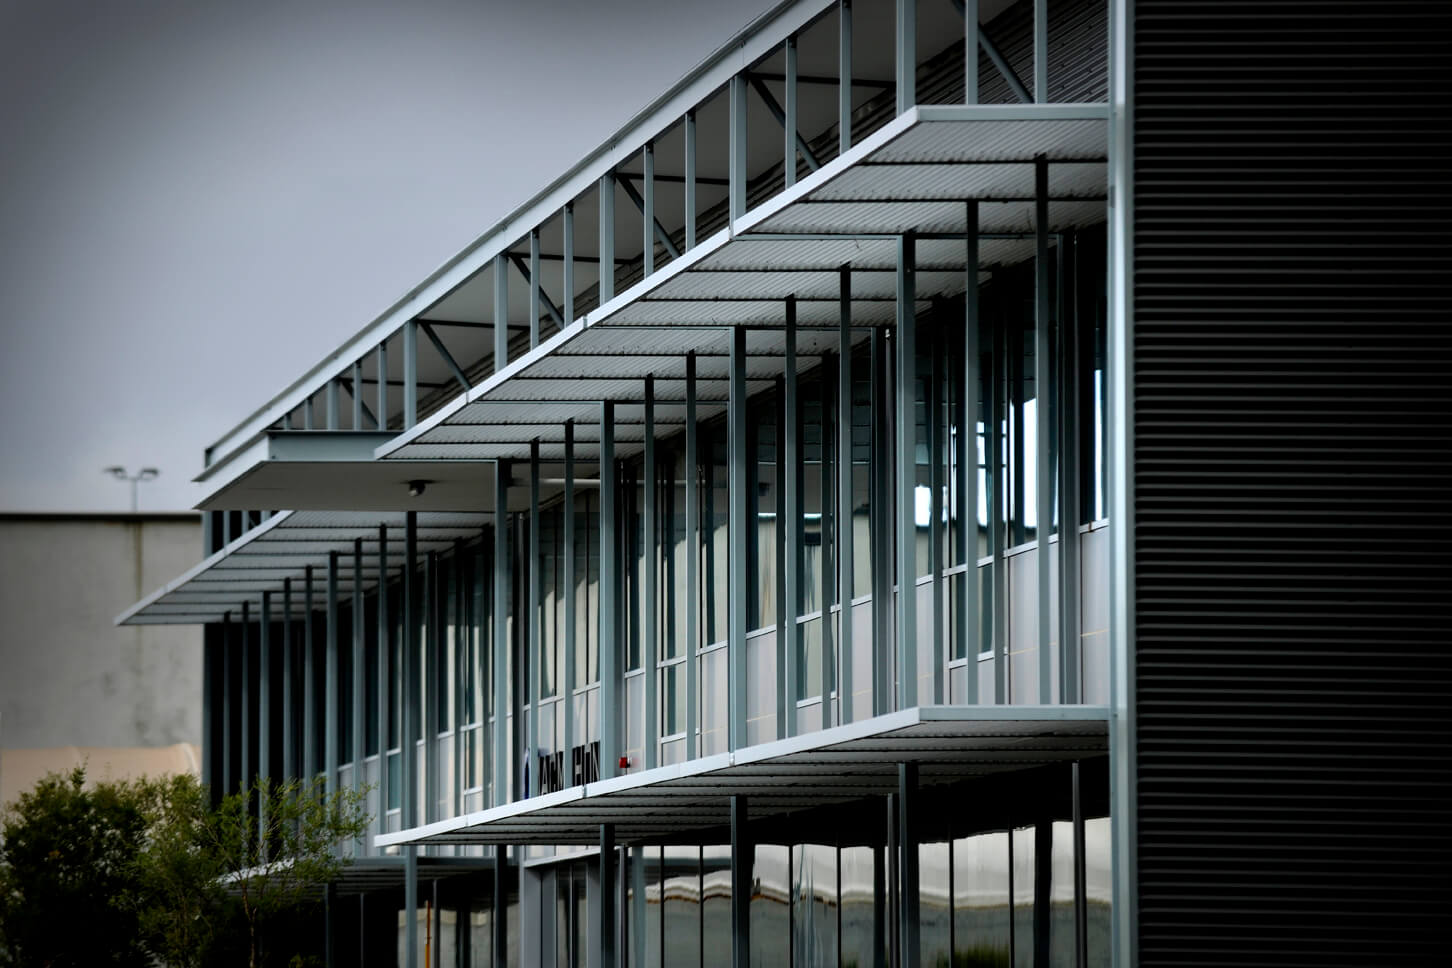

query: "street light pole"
xmin=103 ymin=466 xmax=159 ymax=512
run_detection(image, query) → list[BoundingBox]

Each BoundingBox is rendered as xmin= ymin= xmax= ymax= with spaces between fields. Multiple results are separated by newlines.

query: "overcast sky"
xmin=0 ymin=0 xmax=777 ymax=512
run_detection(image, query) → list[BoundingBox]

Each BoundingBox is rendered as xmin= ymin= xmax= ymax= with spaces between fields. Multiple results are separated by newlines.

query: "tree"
xmin=0 ymin=767 xmax=153 ymax=967
xmin=192 ymin=778 xmax=367 ymax=968
xmin=133 ymin=774 xmax=227 ymax=968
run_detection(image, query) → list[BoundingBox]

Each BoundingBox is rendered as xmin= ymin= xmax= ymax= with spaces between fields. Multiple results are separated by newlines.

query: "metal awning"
xmin=117 ymin=509 xmax=492 ymax=626
xmin=378 ymin=705 xmax=1108 ymax=848
xmin=224 ymin=855 xmax=492 ymax=899
xmin=379 ymin=103 xmax=1106 ymax=465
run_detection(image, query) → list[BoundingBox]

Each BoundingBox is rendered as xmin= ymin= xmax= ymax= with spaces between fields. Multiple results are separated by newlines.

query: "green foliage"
xmin=0 ymin=770 xmax=368 ymax=968
xmin=0 ymin=767 xmax=153 ymax=967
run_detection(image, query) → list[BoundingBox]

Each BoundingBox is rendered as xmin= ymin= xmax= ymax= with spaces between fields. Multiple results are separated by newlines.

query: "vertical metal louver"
xmin=1131 ymin=1 xmax=1452 ymax=964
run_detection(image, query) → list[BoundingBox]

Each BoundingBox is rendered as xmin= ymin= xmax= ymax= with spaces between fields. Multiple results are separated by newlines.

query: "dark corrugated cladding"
xmin=1133 ymin=1 xmax=1452 ymax=964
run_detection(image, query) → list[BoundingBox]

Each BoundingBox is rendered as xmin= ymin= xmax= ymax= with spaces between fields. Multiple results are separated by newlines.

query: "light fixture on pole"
xmin=104 ymin=466 xmax=160 ymax=512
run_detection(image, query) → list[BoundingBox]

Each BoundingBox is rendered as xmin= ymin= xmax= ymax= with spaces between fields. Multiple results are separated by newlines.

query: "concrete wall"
xmin=0 ymin=513 xmax=202 ymax=749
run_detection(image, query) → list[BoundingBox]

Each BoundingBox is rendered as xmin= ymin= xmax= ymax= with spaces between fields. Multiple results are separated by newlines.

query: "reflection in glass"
xmin=840 ymin=845 xmax=879 ymax=968
xmin=920 ymin=839 xmax=951 ymax=966
xmin=1012 ymin=826 xmax=1036 ymax=968
xmin=1085 ymin=817 xmax=1112 ymax=968
xmin=953 ymin=830 xmax=1011 ymax=967
xmin=751 ymin=845 xmax=789 ymax=967
xmin=663 ymin=846 xmax=702 ymax=968
xmin=701 ymin=845 xmax=731 ymax=968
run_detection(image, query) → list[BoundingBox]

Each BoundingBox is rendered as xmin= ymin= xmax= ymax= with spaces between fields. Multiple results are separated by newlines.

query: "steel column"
xmin=376 ymin=525 xmax=389 ymax=850
xmin=240 ymin=603 xmax=251 ymax=806
xmin=259 ymin=591 xmax=271 ymax=849
xmin=729 ymin=76 xmax=747 ymax=222
xmin=529 ymin=229 xmax=542 ymax=348
xmin=563 ymin=426 xmax=577 ymax=783
xmin=494 ymin=253 xmax=509 ymax=373
xmin=352 ymin=360 xmax=364 ymax=430
xmin=327 ymin=379 xmax=339 ymax=431
xmin=642 ymin=144 xmax=656 ymax=276
xmin=684 ymin=112 xmax=698 ymax=250
xmin=643 ymin=378 xmax=659 ymax=768
xmin=1034 ymin=0 xmax=1048 ymax=103
xmin=563 ymin=203 xmax=576 ymax=324
xmin=600 ymin=824 xmax=617 ymax=968
xmin=728 ymin=328 xmax=749 ymax=751
xmin=304 ymin=566 xmax=317 ymax=783
xmin=784 ymin=35 xmax=799 ymax=188
xmin=964 ymin=0 xmax=979 ymax=103
xmin=963 ymin=200 xmax=981 ymax=703
xmin=899 ymin=762 xmax=920 ymax=968
xmin=326 ymin=552 xmax=340 ymax=797
xmin=282 ymin=579 xmax=294 ymax=782
xmin=929 ymin=316 xmax=944 ymax=706
xmin=493 ymin=844 xmax=508 ymax=967
xmin=870 ymin=329 xmax=894 ymax=716
xmin=896 ymin=0 xmax=916 ymax=115
xmin=684 ymin=353 xmax=700 ymax=758
xmin=839 ymin=0 xmax=853 ymax=154
xmin=403 ymin=514 xmax=419 ymax=828
xmin=352 ymin=539 xmax=365 ymax=852
xmin=404 ymin=846 xmax=419 ymax=968
xmin=783 ymin=297 xmax=801 ymax=733
xmin=493 ymin=467 xmax=510 ymax=806
xmin=599 ymin=401 xmax=620 ymax=778
xmin=528 ymin=440 xmax=541 ymax=797
xmin=424 ymin=551 xmax=438 ymax=822
xmin=1035 ymin=156 xmax=1053 ymax=705
xmin=377 ymin=342 xmax=388 ymax=432
xmin=895 ymin=233 xmax=918 ymax=710
xmin=599 ymin=174 xmax=615 ymax=304
xmin=990 ymin=298 xmax=1007 ymax=705
xmin=1059 ymin=232 xmax=1082 ymax=704
xmin=820 ymin=351 xmax=837 ymax=731
xmin=730 ymin=796 xmax=752 ymax=968
xmin=837 ymin=269 xmax=854 ymax=725
xmin=403 ymin=320 xmax=418 ymax=430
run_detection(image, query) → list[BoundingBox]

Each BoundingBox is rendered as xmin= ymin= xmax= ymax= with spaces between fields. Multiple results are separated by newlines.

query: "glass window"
xmin=751 ymin=844 xmax=789 ymax=967
xmin=792 ymin=844 xmax=838 ymax=968
xmin=953 ymin=830 xmax=1011 ymax=967
xmin=839 ymin=845 xmax=880 ymax=968
xmin=663 ymin=846 xmax=702 ymax=967
xmin=700 ymin=845 xmax=731 ymax=968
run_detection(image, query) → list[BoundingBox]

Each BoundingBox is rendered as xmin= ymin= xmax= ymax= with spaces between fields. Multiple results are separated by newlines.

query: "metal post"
xmin=377 ymin=342 xmax=388 ymax=432
xmin=991 ymin=299 xmax=1007 ymax=704
xmin=327 ymin=378 xmax=339 ymax=431
xmin=730 ymin=796 xmax=752 ymax=968
xmin=895 ymin=233 xmax=918 ymax=710
xmin=529 ymin=229 xmax=542 ymax=348
xmin=352 ymin=360 xmax=364 ymax=430
xmin=684 ymin=112 xmax=698 ymax=249
xmin=899 ymin=762 xmax=920 ymax=968
xmin=963 ymin=201 xmax=981 ymax=703
xmin=424 ymin=551 xmax=437 ymax=823
xmin=729 ymin=76 xmax=747 ymax=222
xmin=240 ymin=602 xmax=252 ymax=811
xmin=494 ymin=252 xmax=509 ymax=373
xmin=452 ymin=539 xmax=465 ymax=818
xmin=528 ymin=440 xmax=541 ymax=797
xmin=600 ymin=824 xmax=617 ymax=968
xmin=599 ymin=174 xmax=616 ymax=304
xmin=563 ymin=426 xmax=577 ymax=784
xmin=886 ymin=792 xmax=899 ymax=967
xmin=820 ymin=351 xmax=837 ymax=731
xmin=839 ymin=0 xmax=853 ymax=154
xmin=1073 ymin=761 xmax=1088 ymax=967
xmin=377 ymin=525 xmax=389 ymax=851
xmin=352 ymin=539 xmax=365 ymax=852
xmin=870 ymin=329 xmax=894 ymax=716
xmin=1034 ymin=0 xmax=1048 ymax=103
xmin=493 ymin=467 xmax=510 ymax=805
xmin=282 ymin=579 xmax=294 ymax=783
xmin=403 ymin=320 xmax=418 ymax=430
xmin=402 ymin=514 xmax=419 ymax=831
xmin=599 ymin=401 xmax=619 ymax=778
xmin=964 ymin=0 xmax=979 ymax=104
xmin=685 ymin=353 xmax=700 ymax=758
xmin=326 ymin=552 xmax=340 ymax=798
xmin=929 ymin=317 xmax=944 ymax=707
xmin=896 ymin=0 xmax=916 ymax=115
xmin=643 ymin=144 xmax=656 ymax=277
xmin=304 ymin=566 xmax=317 ymax=783
xmin=563 ymin=202 xmax=576 ymax=324
xmin=784 ymin=298 xmax=801 ymax=733
xmin=1035 ymin=156 xmax=1053 ymax=705
xmin=493 ymin=844 xmax=508 ymax=967
xmin=1034 ymin=819 xmax=1051 ymax=967
xmin=304 ymin=395 xmax=314 ymax=431
xmin=643 ymin=378 xmax=659 ymax=769
xmin=259 ymin=591 xmax=271 ymax=850
xmin=728 ymin=328 xmax=749 ymax=751
xmin=838 ymin=270 xmax=854 ymax=725
xmin=1059 ymin=232 xmax=1082 ymax=703
xmin=405 ymin=846 xmax=419 ymax=968
xmin=784 ymin=35 xmax=799 ymax=188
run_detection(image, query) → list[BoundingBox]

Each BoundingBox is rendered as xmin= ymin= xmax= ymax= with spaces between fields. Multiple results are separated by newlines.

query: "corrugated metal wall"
xmin=1131 ymin=1 xmax=1452 ymax=964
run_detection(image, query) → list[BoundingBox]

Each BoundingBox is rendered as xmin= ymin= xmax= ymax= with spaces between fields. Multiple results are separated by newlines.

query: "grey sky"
xmin=0 ymin=0 xmax=776 ymax=512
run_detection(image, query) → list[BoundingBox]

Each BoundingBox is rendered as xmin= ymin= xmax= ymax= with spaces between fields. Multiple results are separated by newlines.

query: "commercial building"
xmin=120 ymin=1 xmax=1452 ymax=965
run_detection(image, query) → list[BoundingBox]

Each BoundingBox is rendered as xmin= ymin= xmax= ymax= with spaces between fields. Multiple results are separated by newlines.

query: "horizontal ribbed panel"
xmin=1132 ymin=1 xmax=1452 ymax=965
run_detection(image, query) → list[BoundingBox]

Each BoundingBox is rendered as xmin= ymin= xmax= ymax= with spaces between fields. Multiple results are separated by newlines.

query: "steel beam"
xmin=783 ymin=297 xmax=800 ymax=734
xmin=895 ymin=233 xmax=918 ymax=710
xmin=419 ymin=321 xmax=471 ymax=393
xmin=948 ymin=0 xmax=1032 ymax=103
xmin=493 ymin=468 xmax=510 ymax=806
xmin=684 ymin=353 xmax=700 ymax=759
xmin=599 ymin=402 xmax=619 ymax=778
xmin=747 ymin=75 xmax=822 ymax=176
xmin=1035 ymin=156 xmax=1053 ymax=705
xmin=728 ymin=328 xmax=749 ymax=751
xmin=837 ymin=269 xmax=853 ymax=726
xmin=643 ymin=378 xmax=658 ymax=769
